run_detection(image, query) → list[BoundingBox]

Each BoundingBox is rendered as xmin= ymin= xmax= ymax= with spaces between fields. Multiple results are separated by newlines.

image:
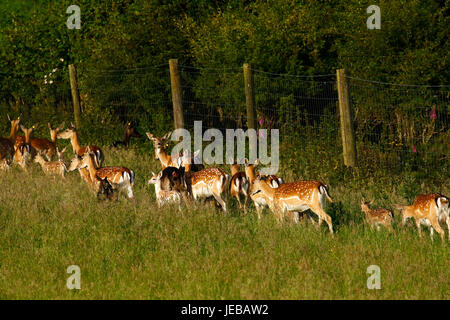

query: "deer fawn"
xmin=251 ymin=177 xmax=334 ymax=233
xmin=67 ymin=155 xmax=92 ymax=184
xmin=0 ymin=115 xmax=21 ymax=168
xmin=113 ymin=122 xmax=141 ymax=148
xmin=57 ymin=124 xmax=104 ymax=167
xmin=182 ymin=151 xmax=229 ymax=212
xmin=14 ymin=124 xmax=38 ymax=170
xmin=148 ymin=171 xmax=182 ymax=209
xmin=77 ymin=147 xmax=135 ymax=199
xmin=244 ymin=158 xmax=283 ymax=219
xmin=229 ymin=161 xmax=250 ymax=212
xmin=395 ymin=193 xmax=449 ymax=241
xmin=34 ymin=147 xmax=67 ymax=177
xmin=360 ymin=198 xmax=393 ymax=231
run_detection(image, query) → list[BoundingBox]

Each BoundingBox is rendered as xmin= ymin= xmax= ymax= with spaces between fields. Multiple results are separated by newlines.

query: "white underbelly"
xmin=285 ymin=203 xmax=310 ymax=212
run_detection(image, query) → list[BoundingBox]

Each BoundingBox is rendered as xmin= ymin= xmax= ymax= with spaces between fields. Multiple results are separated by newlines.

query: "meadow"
xmin=0 ymin=143 xmax=448 ymax=300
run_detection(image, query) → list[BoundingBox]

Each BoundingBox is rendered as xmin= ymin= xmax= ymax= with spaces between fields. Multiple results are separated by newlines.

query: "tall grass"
xmin=0 ymin=145 xmax=448 ymax=300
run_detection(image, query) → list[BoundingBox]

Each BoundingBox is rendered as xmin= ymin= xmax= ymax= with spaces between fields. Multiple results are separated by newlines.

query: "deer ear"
xmin=48 ymin=123 xmax=52 ymax=130
xmin=146 ymin=132 xmax=153 ymax=140
xmin=369 ymin=200 xmax=374 ymax=205
xmin=61 ymin=147 xmax=67 ymax=153
xmin=254 ymin=158 xmax=259 ymax=166
xmin=57 ymin=122 xmax=65 ymax=131
xmin=20 ymin=124 xmax=26 ymax=132
xmin=7 ymin=114 xmax=11 ymax=122
xmin=163 ymin=132 xmax=171 ymax=140
xmin=244 ymin=158 xmax=249 ymax=166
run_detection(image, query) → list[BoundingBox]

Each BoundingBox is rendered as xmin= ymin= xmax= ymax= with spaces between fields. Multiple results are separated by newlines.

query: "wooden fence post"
xmin=243 ymin=63 xmax=257 ymax=130
xmin=69 ymin=64 xmax=82 ymax=129
xmin=336 ymin=69 xmax=357 ymax=167
xmin=169 ymin=59 xmax=184 ymax=130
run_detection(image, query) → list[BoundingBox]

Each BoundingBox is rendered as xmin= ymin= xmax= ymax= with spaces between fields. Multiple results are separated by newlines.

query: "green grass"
xmin=0 ymin=146 xmax=448 ymax=299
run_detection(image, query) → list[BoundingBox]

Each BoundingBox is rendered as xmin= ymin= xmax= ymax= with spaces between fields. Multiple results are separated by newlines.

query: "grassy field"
xmin=0 ymin=146 xmax=448 ymax=300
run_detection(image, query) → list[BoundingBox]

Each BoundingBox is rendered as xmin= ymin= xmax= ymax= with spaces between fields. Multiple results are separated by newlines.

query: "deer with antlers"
xmin=244 ymin=158 xmax=283 ymax=219
xmin=251 ymin=177 xmax=334 ymax=233
xmin=76 ymin=147 xmax=135 ymax=199
xmin=57 ymin=124 xmax=104 ymax=167
xmin=14 ymin=124 xmax=38 ymax=170
xmin=148 ymin=171 xmax=182 ymax=209
xmin=182 ymin=150 xmax=229 ymax=212
xmin=0 ymin=115 xmax=21 ymax=168
xmin=229 ymin=160 xmax=250 ymax=212
xmin=395 ymin=193 xmax=449 ymax=241
xmin=360 ymin=197 xmax=393 ymax=231
xmin=34 ymin=147 xmax=67 ymax=177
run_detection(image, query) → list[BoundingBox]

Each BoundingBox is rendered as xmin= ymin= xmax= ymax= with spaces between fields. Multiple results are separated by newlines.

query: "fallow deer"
xmin=395 ymin=193 xmax=449 ymax=241
xmin=113 ymin=122 xmax=141 ymax=148
xmin=28 ymin=122 xmax=65 ymax=161
xmin=14 ymin=124 xmax=38 ymax=170
xmin=77 ymin=147 xmax=135 ymax=199
xmin=182 ymin=151 xmax=229 ymax=212
xmin=148 ymin=171 xmax=182 ymax=209
xmin=34 ymin=147 xmax=67 ymax=177
xmin=229 ymin=161 xmax=249 ymax=212
xmin=251 ymin=177 xmax=334 ymax=234
xmin=57 ymin=124 xmax=104 ymax=167
xmin=146 ymin=132 xmax=179 ymax=169
xmin=360 ymin=197 xmax=393 ymax=231
xmin=0 ymin=115 xmax=20 ymax=167
xmin=67 ymin=155 xmax=92 ymax=184
xmin=244 ymin=158 xmax=283 ymax=218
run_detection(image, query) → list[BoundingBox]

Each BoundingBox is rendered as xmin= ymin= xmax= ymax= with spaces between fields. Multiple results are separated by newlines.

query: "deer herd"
xmin=0 ymin=115 xmax=449 ymax=241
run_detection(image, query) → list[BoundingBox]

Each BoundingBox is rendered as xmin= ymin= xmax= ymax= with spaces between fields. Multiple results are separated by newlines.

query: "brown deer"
xmin=57 ymin=124 xmax=104 ymax=167
xmin=360 ymin=197 xmax=393 ymax=231
xmin=67 ymin=155 xmax=92 ymax=184
xmin=251 ymin=177 xmax=334 ymax=234
xmin=113 ymin=122 xmax=141 ymax=148
xmin=34 ymin=147 xmax=67 ymax=177
xmin=146 ymin=132 xmax=179 ymax=169
xmin=229 ymin=161 xmax=250 ymax=212
xmin=77 ymin=147 xmax=135 ymax=199
xmin=28 ymin=122 xmax=65 ymax=161
xmin=244 ymin=158 xmax=283 ymax=219
xmin=14 ymin=124 xmax=38 ymax=170
xmin=182 ymin=151 xmax=229 ymax=212
xmin=395 ymin=193 xmax=449 ymax=241
xmin=0 ymin=115 xmax=21 ymax=167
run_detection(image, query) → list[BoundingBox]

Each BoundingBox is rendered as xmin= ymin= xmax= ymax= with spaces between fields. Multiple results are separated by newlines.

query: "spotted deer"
xmin=360 ymin=198 xmax=393 ymax=231
xmin=244 ymin=158 xmax=283 ymax=218
xmin=34 ymin=147 xmax=67 ymax=177
xmin=182 ymin=151 xmax=229 ymax=212
xmin=146 ymin=132 xmax=180 ymax=169
xmin=27 ymin=122 xmax=65 ymax=161
xmin=229 ymin=161 xmax=249 ymax=212
xmin=395 ymin=193 xmax=449 ymax=241
xmin=148 ymin=171 xmax=182 ymax=209
xmin=14 ymin=124 xmax=38 ymax=170
xmin=57 ymin=124 xmax=104 ymax=167
xmin=67 ymin=155 xmax=92 ymax=184
xmin=0 ymin=115 xmax=21 ymax=168
xmin=251 ymin=177 xmax=334 ymax=233
xmin=77 ymin=147 xmax=135 ymax=199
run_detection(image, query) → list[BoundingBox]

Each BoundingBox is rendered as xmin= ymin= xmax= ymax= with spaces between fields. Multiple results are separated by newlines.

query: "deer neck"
xmin=70 ymin=132 xmax=81 ymax=154
xmin=50 ymin=130 xmax=58 ymax=144
xmin=245 ymin=167 xmax=256 ymax=183
xmin=156 ymin=146 xmax=171 ymax=165
xmin=9 ymin=123 xmax=19 ymax=141
xmin=86 ymin=155 xmax=98 ymax=182
xmin=35 ymin=155 xmax=46 ymax=167
xmin=230 ymin=165 xmax=240 ymax=176
xmin=261 ymin=182 xmax=275 ymax=200
xmin=24 ymin=131 xmax=32 ymax=144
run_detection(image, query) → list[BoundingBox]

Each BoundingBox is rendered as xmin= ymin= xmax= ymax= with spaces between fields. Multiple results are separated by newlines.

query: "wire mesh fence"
xmin=0 ymin=63 xmax=448 ymax=178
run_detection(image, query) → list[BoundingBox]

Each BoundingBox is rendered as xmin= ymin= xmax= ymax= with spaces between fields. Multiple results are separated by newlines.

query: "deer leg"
xmin=415 ymin=219 xmax=422 ymax=238
xmin=446 ymin=217 xmax=450 ymax=242
xmin=311 ymin=206 xmax=333 ymax=234
xmin=212 ymin=192 xmax=227 ymax=212
xmin=255 ymin=203 xmax=263 ymax=219
xmin=293 ymin=212 xmax=300 ymax=224
xmin=429 ymin=218 xmax=444 ymax=242
xmin=243 ymin=194 xmax=249 ymax=214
